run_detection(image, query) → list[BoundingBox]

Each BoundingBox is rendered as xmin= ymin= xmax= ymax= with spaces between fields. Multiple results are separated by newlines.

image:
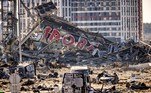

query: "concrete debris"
xmin=37 ymin=74 xmax=48 ymax=80
xmin=0 ymin=68 xmax=9 ymax=79
xmin=94 ymin=86 xmax=121 ymax=93
xmin=125 ymin=73 xmax=151 ymax=90
xmin=20 ymin=86 xmax=30 ymax=91
xmin=126 ymin=81 xmax=150 ymax=90
xmin=37 ymin=85 xmax=50 ymax=91
xmin=31 ymin=84 xmax=60 ymax=92
xmin=17 ymin=63 xmax=36 ymax=78
xmin=101 ymin=86 xmax=121 ymax=93
xmin=32 ymin=89 xmax=40 ymax=93
xmin=1 ymin=81 xmax=9 ymax=85
xmin=128 ymin=63 xmax=151 ymax=70
xmin=96 ymin=71 xmax=119 ymax=84
xmin=37 ymin=71 xmax=59 ymax=80
xmin=22 ymin=79 xmax=35 ymax=86
xmin=49 ymin=72 xmax=58 ymax=78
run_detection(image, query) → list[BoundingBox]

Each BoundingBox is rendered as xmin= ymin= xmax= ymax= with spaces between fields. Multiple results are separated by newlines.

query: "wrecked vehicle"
xmin=62 ymin=73 xmax=93 ymax=93
xmin=61 ymin=66 xmax=94 ymax=93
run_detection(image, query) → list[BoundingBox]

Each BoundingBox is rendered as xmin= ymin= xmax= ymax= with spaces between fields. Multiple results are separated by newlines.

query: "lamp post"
xmin=17 ymin=0 xmax=22 ymax=62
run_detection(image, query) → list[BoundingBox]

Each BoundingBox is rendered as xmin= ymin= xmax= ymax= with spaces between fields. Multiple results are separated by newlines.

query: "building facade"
xmin=53 ymin=0 xmax=143 ymax=42
xmin=19 ymin=0 xmax=52 ymax=38
xmin=15 ymin=0 xmax=143 ymax=42
xmin=0 ymin=0 xmax=18 ymax=40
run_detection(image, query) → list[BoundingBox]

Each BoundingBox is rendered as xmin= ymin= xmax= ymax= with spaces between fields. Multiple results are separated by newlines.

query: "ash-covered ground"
xmin=0 ymin=63 xmax=151 ymax=93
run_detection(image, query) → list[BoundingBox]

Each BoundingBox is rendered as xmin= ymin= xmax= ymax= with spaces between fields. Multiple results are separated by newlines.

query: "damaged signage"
xmin=43 ymin=26 xmax=98 ymax=51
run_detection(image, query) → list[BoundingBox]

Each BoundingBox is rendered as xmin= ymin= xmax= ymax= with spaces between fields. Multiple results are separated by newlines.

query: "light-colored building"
xmin=19 ymin=0 xmax=143 ymax=42
xmin=52 ymin=0 xmax=143 ymax=42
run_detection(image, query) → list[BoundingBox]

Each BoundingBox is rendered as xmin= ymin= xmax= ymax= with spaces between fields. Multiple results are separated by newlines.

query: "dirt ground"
xmin=0 ymin=66 xmax=151 ymax=93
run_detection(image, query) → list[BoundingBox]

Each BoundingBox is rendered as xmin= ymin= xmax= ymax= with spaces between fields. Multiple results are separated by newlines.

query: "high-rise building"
xmin=17 ymin=0 xmax=143 ymax=42
xmin=53 ymin=0 xmax=143 ymax=42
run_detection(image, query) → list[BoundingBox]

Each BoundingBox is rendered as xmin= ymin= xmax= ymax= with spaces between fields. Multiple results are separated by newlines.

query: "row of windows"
xmin=72 ymin=12 xmax=120 ymax=17
xmin=71 ymin=1 xmax=120 ymax=7
xmin=121 ymin=0 xmax=138 ymax=6
xmin=71 ymin=6 xmax=120 ymax=11
xmin=101 ymin=32 xmax=121 ymax=36
xmin=122 ymin=26 xmax=137 ymax=31
xmin=122 ymin=22 xmax=138 ymax=30
xmin=88 ymin=27 xmax=121 ymax=31
xmin=101 ymin=32 xmax=136 ymax=37
xmin=72 ymin=0 xmax=118 ymax=2
xmin=73 ymin=15 xmax=120 ymax=21
xmin=76 ymin=22 xmax=120 ymax=26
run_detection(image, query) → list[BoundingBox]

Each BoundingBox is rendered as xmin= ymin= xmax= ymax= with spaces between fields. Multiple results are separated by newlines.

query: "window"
xmin=62 ymin=0 xmax=64 ymax=6
xmin=106 ymin=7 xmax=110 ymax=10
xmin=102 ymin=33 xmax=110 ymax=36
xmin=97 ymin=2 xmax=100 ymax=6
xmin=111 ymin=33 xmax=116 ymax=36
xmin=103 ymin=2 xmax=106 ymax=6
xmin=103 ymin=12 xmax=109 ymax=16
xmin=111 ymin=2 xmax=116 ymax=6
xmin=106 ymin=2 xmax=110 ymax=6
xmin=66 ymin=8 xmax=68 ymax=16
xmin=27 ymin=3 xmax=30 ymax=7
xmin=118 ymin=33 xmax=121 ymax=36
xmin=111 ymin=7 xmax=116 ymax=10
xmin=65 ymin=1 xmax=67 ymax=6
xmin=111 ymin=12 xmax=116 ymax=16
xmin=112 ymin=28 xmax=116 ymax=30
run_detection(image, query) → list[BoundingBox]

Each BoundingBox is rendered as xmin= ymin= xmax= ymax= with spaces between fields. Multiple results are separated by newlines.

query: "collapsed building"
xmin=0 ymin=1 xmax=151 ymax=67
xmin=0 ymin=1 xmax=151 ymax=93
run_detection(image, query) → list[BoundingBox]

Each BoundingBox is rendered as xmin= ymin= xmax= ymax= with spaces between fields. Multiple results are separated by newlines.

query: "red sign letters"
xmin=43 ymin=26 xmax=95 ymax=51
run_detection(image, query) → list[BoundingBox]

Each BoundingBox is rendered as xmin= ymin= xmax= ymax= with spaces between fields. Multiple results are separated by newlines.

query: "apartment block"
xmin=53 ymin=0 xmax=143 ymax=42
xmin=2 ymin=0 xmax=142 ymax=42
